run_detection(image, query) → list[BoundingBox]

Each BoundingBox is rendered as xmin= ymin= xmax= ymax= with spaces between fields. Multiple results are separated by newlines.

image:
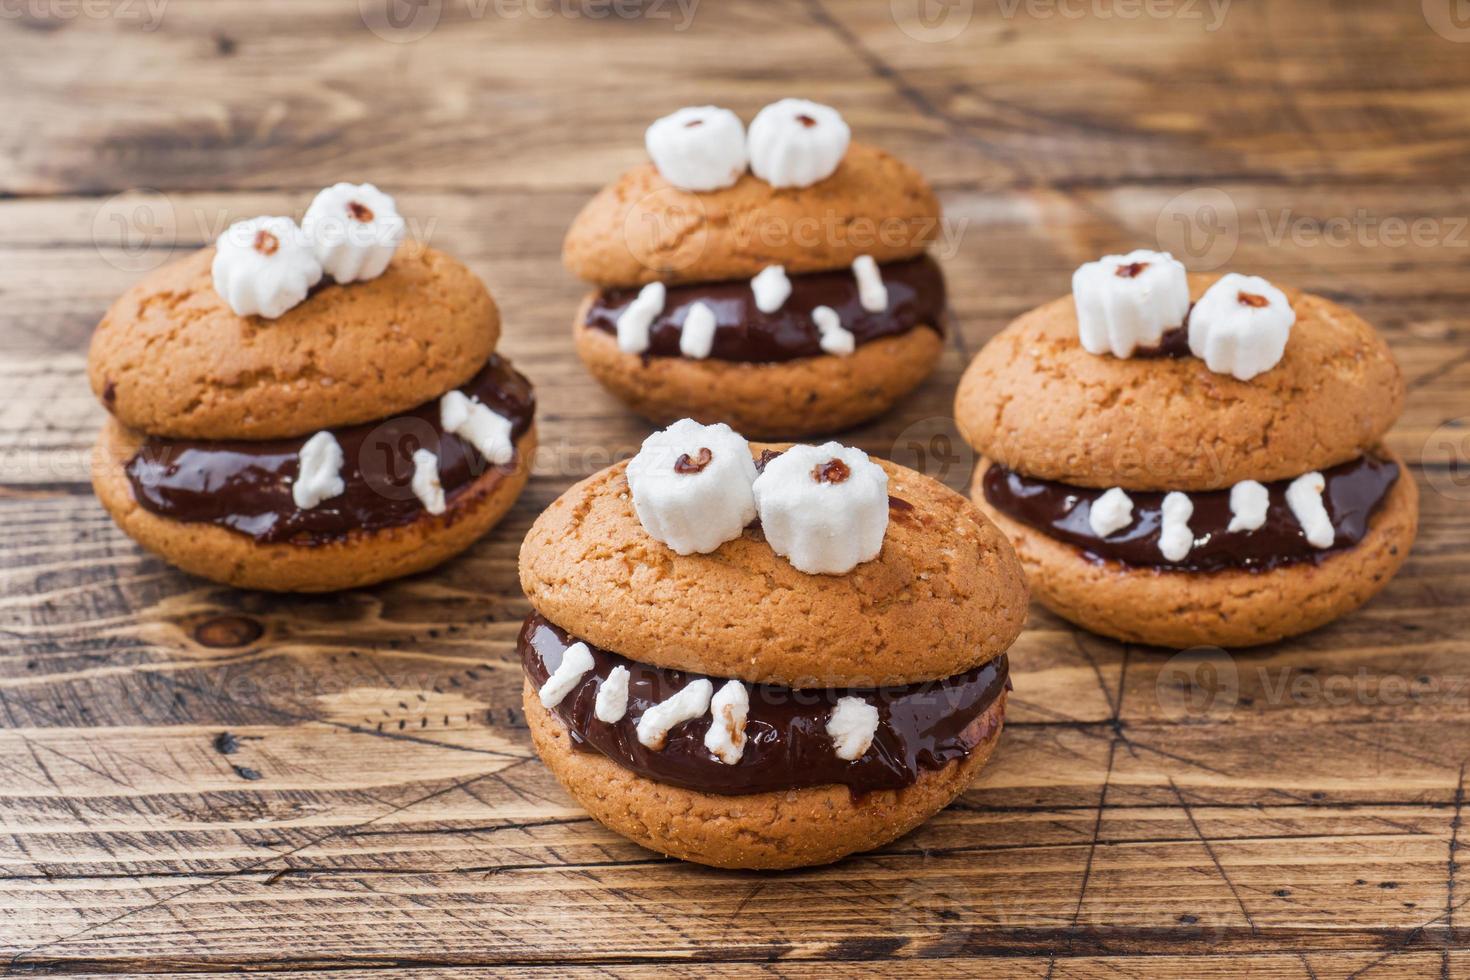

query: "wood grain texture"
xmin=2 ymin=0 xmax=1469 ymax=975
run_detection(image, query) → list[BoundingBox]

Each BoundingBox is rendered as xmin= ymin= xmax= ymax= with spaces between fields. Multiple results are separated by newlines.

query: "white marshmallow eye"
xmin=1187 ymin=273 xmax=1296 ymax=381
xmin=752 ymin=443 xmax=889 ymax=575
xmin=303 ymin=182 xmax=406 ymax=284
xmin=625 ymin=419 xmax=758 ymax=556
xmin=211 ymin=216 xmax=323 ymax=319
xmin=1071 ymin=249 xmax=1190 ymax=358
xmin=645 ymin=106 xmax=748 ymax=192
xmin=747 ymin=98 xmax=851 ymax=189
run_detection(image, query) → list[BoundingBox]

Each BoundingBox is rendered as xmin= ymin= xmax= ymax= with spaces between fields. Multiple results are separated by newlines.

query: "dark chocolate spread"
xmin=585 ymin=255 xmax=946 ymax=363
xmin=125 ymin=355 xmax=535 ymax=545
xmin=982 ymin=454 xmax=1399 ymax=573
xmin=1134 ymin=324 xmax=1191 ymax=358
xmin=520 ymin=613 xmax=1009 ymax=796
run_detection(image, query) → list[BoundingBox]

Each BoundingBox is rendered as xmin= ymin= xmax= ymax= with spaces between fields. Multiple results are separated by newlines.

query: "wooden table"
xmin=3 ymin=1 xmax=1468 ymax=975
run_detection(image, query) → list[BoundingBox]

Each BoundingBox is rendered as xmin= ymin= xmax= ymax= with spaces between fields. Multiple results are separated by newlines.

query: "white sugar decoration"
xmin=594 ymin=665 xmax=631 ymax=723
xmin=302 ymin=182 xmax=406 ymax=284
xmin=291 ymin=431 xmax=346 ymax=510
xmin=751 ymin=264 xmax=792 ymax=313
xmin=538 ymin=642 xmax=594 ymax=709
xmin=636 ymin=679 xmax=714 ymax=750
xmin=1071 ymin=249 xmax=1190 ymax=358
xmin=852 ymin=255 xmax=888 ymax=313
xmin=703 ymin=680 xmax=750 ymax=765
xmin=812 ymin=304 xmax=855 ymax=356
xmin=645 ymin=106 xmax=748 ymax=192
xmin=410 ymin=448 xmax=446 ymax=516
xmin=1187 ymin=273 xmax=1296 ymax=381
xmin=747 ymin=98 xmax=851 ymax=189
xmin=679 ymin=301 xmax=718 ymax=359
xmin=1088 ymin=487 xmax=1134 ymax=539
xmin=625 ymin=419 xmax=758 ymax=555
xmin=440 ymin=390 xmax=515 ymax=466
xmin=1158 ymin=491 xmax=1195 ymax=563
xmin=1227 ymin=480 xmax=1270 ymax=533
xmin=211 ymin=215 xmax=323 ymax=319
xmin=616 ymin=282 xmax=666 ymax=355
xmin=752 ymin=442 xmax=889 ymax=575
xmin=826 ymin=696 xmax=879 ymax=761
xmin=1286 ymin=472 xmax=1334 ymax=548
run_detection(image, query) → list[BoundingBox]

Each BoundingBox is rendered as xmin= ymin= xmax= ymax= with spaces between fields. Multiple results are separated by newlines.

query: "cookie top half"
xmin=89 ymin=243 xmax=499 ymax=440
xmin=563 ymin=142 xmax=940 ymax=288
xmin=955 ymin=273 xmax=1404 ymax=491
xmin=519 ymin=448 xmax=1028 ymax=689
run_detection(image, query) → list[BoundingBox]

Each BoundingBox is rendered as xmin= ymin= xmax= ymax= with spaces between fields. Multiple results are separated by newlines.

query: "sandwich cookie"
xmin=955 ymin=251 xmax=1417 ymax=648
xmin=519 ymin=419 xmax=1027 ymax=869
xmin=563 ymin=100 xmax=948 ymax=438
xmin=90 ymin=184 xmax=537 ymax=592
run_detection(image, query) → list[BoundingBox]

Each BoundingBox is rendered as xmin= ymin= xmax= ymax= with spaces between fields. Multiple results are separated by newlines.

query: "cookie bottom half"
xmin=970 ymin=454 xmax=1419 ymax=648
xmin=524 ymin=679 xmax=1007 ymax=870
xmin=573 ymin=314 xmax=943 ymax=439
xmin=93 ymin=419 xmax=537 ymax=592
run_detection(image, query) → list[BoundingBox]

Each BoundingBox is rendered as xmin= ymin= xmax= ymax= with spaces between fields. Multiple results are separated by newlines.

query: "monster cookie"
xmin=89 ymin=184 xmax=537 ymax=592
xmin=563 ymin=100 xmax=948 ymax=437
xmin=518 ymin=419 xmax=1027 ymax=869
xmin=955 ymin=250 xmax=1417 ymax=648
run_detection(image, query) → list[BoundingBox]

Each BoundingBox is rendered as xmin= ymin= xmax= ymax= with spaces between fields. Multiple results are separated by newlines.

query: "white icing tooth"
xmin=625 ymin=419 xmax=758 ymax=555
xmin=1286 ymin=472 xmax=1334 ymax=548
xmin=1088 ymin=487 xmax=1134 ymax=539
xmin=410 ymin=448 xmax=446 ymax=515
xmin=826 ymin=696 xmax=879 ymax=761
xmin=637 ymin=679 xmax=714 ymax=750
xmin=440 ymin=390 xmax=514 ymax=466
xmin=747 ymin=98 xmax=851 ymax=189
xmin=852 ymin=255 xmax=887 ymax=313
xmin=812 ymin=304 xmax=856 ymax=356
xmin=1187 ymin=273 xmax=1296 ymax=381
xmin=211 ymin=216 xmax=323 ymax=319
xmin=703 ymin=680 xmax=749 ymax=765
xmin=1071 ymin=249 xmax=1190 ymax=358
xmin=302 ymin=182 xmax=406 ymax=284
xmin=679 ymin=301 xmax=718 ymax=359
xmin=752 ymin=442 xmax=888 ymax=575
xmin=291 ymin=431 xmax=346 ymax=510
xmin=1228 ymin=480 xmax=1270 ymax=533
xmin=751 ymin=265 xmax=792 ymax=313
xmin=616 ymin=282 xmax=665 ymax=354
xmin=1158 ymin=491 xmax=1195 ymax=563
xmin=645 ymin=106 xmax=748 ymax=192
xmin=538 ymin=642 xmax=594 ymax=709
xmin=594 ymin=665 xmax=630 ymax=723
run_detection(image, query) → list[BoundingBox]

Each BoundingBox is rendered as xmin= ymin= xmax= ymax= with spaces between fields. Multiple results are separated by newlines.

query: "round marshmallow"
xmin=625 ymin=419 xmax=759 ymax=556
xmin=747 ymin=98 xmax=851 ymax=189
xmin=211 ymin=216 xmax=323 ymax=320
xmin=302 ymin=182 xmax=406 ymax=284
xmin=645 ymin=106 xmax=748 ymax=193
xmin=752 ymin=442 xmax=888 ymax=575
xmin=1187 ymin=273 xmax=1296 ymax=381
xmin=1072 ymin=249 xmax=1190 ymax=358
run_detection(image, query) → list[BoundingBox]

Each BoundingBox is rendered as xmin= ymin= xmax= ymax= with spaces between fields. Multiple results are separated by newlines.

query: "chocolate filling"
xmin=982 ymin=454 xmax=1399 ymax=573
xmin=520 ymin=613 xmax=1009 ymax=796
xmin=585 ymin=255 xmax=946 ymax=363
xmin=124 ymin=355 xmax=535 ymax=545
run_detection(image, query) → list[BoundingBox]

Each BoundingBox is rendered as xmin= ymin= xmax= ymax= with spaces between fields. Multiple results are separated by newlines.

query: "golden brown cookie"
xmin=89 ymin=243 xmax=500 ymax=441
xmin=525 ymin=680 xmax=1006 ymax=870
xmin=955 ymin=275 xmax=1404 ymax=491
xmin=971 ymin=454 xmax=1418 ymax=648
xmin=563 ymin=143 xmax=940 ymax=287
xmin=519 ymin=447 xmax=1027 ymax=688
xmin=573 ymin=311 xmax=943 ymax=439
xmin=93 ymin=418 xmax=536 ymax=593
